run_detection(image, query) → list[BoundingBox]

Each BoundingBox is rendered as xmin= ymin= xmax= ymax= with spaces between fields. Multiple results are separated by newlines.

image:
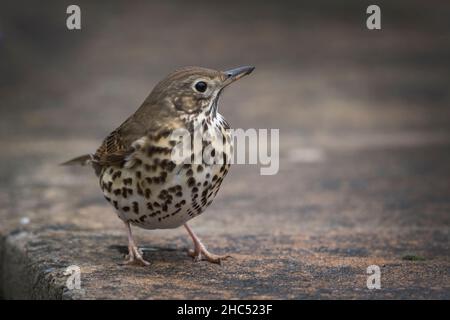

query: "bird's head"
xmin=146 ymin=66 xmax=255 ymax=117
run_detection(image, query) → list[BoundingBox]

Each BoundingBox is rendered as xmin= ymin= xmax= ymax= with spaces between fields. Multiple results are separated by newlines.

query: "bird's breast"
xmin=99 ymin=114 xmax=232 ymax=230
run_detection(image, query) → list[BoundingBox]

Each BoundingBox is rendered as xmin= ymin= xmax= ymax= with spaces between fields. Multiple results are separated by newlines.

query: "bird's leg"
xmin=184 ymin=223 xmax=231 ymax=264
xmin=121 ymin=221 xmax=150 ymax=266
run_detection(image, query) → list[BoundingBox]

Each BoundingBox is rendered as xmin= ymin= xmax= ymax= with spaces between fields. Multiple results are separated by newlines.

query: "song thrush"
xmin=64 ymin=66 xmax=255 ymax=265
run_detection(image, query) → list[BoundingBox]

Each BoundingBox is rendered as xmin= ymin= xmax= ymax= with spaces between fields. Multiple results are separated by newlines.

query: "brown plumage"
xmin=64 ymin=66 xmax=255 ymax=265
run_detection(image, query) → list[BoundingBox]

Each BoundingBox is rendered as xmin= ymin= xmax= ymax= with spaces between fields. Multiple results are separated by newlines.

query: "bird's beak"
xmin=222 ymin=66 xmax=255 ymax=87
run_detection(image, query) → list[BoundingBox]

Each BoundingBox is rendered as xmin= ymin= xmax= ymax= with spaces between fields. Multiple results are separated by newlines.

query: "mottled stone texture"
xmin=0 ymin=1 xmax=449 ymax=299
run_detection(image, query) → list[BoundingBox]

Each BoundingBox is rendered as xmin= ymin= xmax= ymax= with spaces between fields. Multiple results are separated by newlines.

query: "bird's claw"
xmin=121 ymin=245 xmax=150 ymax=266
xmin=188 ymin=248 xmax=231 ymax=264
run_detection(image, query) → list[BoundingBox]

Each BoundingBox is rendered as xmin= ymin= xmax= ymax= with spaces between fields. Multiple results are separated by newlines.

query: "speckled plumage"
xmin=98 ymin=111 xmax=232 ymax=230
xmin=64 ymin=66 xmax=254 ymax=265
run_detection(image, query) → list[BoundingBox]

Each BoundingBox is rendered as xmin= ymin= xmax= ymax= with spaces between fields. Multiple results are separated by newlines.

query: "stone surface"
xmin=0 ymin=1 xmax=449 ymax=299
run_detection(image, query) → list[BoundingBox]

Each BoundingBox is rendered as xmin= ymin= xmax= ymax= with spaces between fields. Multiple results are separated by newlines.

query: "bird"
xmin=63 ymin=66 xmax=255 ymax=266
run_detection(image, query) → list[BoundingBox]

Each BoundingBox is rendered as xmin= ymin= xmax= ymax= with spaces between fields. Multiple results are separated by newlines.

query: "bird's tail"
xmin=60 ymin=154 xmax=93 ymax=166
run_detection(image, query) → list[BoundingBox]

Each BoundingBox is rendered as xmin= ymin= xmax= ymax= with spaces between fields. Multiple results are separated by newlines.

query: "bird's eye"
xmin=195 ymin=81 xmax=207 ymax=93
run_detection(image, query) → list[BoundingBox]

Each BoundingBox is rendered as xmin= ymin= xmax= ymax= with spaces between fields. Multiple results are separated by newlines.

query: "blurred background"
xmin=2 ymin=0 xmax=449 ymax=138
xmin=0 ymin=0 xmax=449 ymax=299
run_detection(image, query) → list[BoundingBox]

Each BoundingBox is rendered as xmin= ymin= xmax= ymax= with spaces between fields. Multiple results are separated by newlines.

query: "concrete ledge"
xmin=1 ymin=1 xmax=449 ymax=298
xmin=1 ymin=146 xmax=450 ymax=299
xmin=1 ymin=222 xmax=449 ymax=299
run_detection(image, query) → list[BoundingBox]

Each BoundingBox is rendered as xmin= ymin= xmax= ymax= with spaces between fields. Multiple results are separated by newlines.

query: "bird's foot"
xmin=188 ymin=247 xmax=231 ymax=264
xmin=121 ymin=245 xmax=150 ymax=266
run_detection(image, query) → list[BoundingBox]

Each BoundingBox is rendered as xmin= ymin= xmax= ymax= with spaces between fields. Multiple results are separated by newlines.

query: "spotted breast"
xmin=64 ymin=66 xmax=254 ymax=265
xmin=99 ymin=111 xmax=232 ymax=230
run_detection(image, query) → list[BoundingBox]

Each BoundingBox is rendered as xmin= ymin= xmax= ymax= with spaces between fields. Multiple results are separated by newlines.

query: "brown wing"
xmin=93 ymin=97 xmax=180 ymax=171
xmin=94 ymin=117 xmax=146 ymax=168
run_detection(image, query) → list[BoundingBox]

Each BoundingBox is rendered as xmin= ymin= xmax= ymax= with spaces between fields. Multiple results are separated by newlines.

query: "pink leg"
xmin=184 ymin=223 xmax=231 ymax=264
xmin=121 ymin=221 xmax=150 ymax=266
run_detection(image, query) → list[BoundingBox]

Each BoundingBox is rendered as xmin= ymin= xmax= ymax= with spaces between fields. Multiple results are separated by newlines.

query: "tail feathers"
xmin=61 ymin=154 xmax=93 ymax=166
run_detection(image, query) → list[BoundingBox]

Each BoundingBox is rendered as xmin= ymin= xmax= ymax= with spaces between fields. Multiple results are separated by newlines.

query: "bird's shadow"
xmin=109 ymin=244 xmax=189 ymax=263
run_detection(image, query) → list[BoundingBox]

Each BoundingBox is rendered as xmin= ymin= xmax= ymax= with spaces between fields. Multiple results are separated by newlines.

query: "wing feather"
xmin=94 ymin=117 xmax=145 ymax=167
